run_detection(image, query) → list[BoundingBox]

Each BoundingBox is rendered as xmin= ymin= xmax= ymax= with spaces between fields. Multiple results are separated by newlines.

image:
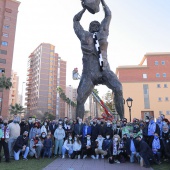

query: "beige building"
xmin=25 ymin=43 xmax=66 ymax=118
xmin=116 ymin=53 xmax=170 ymax=121
xmin=0 ymin=0 xmax=20 ymax=117
xmin=65 ymin=85 xmax=77 ymax=119
xmin=9 ymin=70 xmax=19 ymax=106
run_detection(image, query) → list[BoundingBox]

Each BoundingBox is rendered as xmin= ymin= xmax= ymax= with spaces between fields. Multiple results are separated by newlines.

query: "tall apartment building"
xmin=0 ymin=0 xmax=20 ymax=117
xmin=116 ymin=53 xmax=170 ymax=121
xmin=25 ymin=43 xmax=66 ymax=118
xmin=9 ymin=70 xmax=19 ymax=106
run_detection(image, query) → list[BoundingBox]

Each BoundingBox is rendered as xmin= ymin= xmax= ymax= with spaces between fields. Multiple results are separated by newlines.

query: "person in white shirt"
xmin=8 ymin=118 xmax=20 ymax=157
xmin=71 ymin=135 xmax=82 ymax=159
xmin=40 ymin=123 xmax=47 ymax=135
xmin=95 ymin=134 xmax=106 ymax=159
xmin=62 ymin=133 xmax=74 ymax=158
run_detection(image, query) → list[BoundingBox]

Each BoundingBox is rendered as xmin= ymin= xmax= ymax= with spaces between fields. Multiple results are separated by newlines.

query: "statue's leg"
xmin=103 ymin=70 xmax=124 ymax=119
xmin=76 ymin=75 xmax=94 ymax=119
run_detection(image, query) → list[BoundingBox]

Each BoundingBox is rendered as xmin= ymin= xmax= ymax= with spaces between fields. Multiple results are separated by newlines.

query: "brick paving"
xmin=43 ymin=158 xmax=153 ymax=170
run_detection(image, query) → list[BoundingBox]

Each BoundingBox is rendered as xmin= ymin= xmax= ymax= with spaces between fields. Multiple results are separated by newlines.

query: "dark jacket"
xmin=44 ymin=138 xmax=52 ymax=148
xmin=49 ymin=123 xmax=57 ymax=135
xmin=13 ymin=135 xmax=29 ymax=153
xmin=125 ymin=138 xmax=139 ymax=155
xmin=20 ymin=122 xmax=29 ymax=135
xmin=114 ymin=128 xmax=122 ymax=138
xmin=74 ymin=123 xmax=84 ymax=136
xmin=99 ymin=124 xmax=107 ymax=137
xmin=138 ymin=139 xmax=153 ymax=158
xmin=102 ymin=139 xmax=113 ymax=151
xmin=91 ymin=124 xmax=100 ymax=141
xmin=105 ymin=126 xmax=113 ymax=139
xmin=82 ymin=138 xmax=96 ymax=150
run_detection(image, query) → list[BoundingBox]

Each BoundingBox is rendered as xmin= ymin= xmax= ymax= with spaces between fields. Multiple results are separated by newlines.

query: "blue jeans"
xmin=14 ymin=147 xmax=29 ymax=160
xmin=130 ymin=152 xmax=140 ymax=163
xmin=62 ymin=146 xmax=73 ymax=156
xmin=54 ymin=139 xmax=63 ymax=155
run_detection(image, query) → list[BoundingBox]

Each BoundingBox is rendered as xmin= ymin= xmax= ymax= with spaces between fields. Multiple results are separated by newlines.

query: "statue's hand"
xmin=81 ymin=0 xmax=85 ymax=8
xmin=73 ymin=8 xmax=86 ymax=22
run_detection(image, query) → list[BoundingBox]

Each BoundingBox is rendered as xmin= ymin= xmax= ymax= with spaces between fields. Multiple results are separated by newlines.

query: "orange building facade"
xmin=25 ymin=43 xmax=66 ymax=118
xmin=0 ymin=0 xmax=20 ymax=118
xmin=116 ymin=53 xmax=170 ymax=121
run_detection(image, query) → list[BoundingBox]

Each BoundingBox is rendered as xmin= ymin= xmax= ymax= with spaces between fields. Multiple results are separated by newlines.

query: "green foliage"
xmin=0 ymin=74 xmax=12 ymax=90
xmin=56 ymin=86 xmax=77 ymax=107
xmin=44 ymin=112 xmax=56 ymax=120
xmin=10 ymin=103 xmax=24 ymax=115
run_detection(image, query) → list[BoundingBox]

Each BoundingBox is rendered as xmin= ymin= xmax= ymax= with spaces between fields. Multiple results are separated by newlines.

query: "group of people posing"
xmin=0 ymin=114 xmax=170 ymax=169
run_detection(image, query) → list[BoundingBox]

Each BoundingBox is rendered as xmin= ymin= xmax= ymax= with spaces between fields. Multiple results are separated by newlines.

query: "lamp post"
xmin=126 ymin=97 xmax=133 ymax=122
xmin=21 ymin=82 xmax=25 ymax=106
xmin=69 ymin=85 xmax=72 ymax=119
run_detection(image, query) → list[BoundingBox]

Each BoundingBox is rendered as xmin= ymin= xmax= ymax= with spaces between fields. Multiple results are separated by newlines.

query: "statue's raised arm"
xmin=73 ymin=8 xmax=86 ymax=40
xmin=100 ymin=0 xmax=111 ymax=32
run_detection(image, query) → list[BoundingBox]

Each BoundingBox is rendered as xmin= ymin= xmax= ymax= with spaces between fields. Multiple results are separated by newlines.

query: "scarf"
xmin=113 ymin=141 xmax=118 ymax=155
xmin=148 ymin=122 xmax=156 ymax=136
xmin=152 ymin=138 xmax=160 ymax=154
xmin=93 ymin=33 xmax=103 ymax=71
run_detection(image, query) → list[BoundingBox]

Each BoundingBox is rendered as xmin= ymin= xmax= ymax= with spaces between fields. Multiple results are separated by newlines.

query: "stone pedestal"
xmin=82 ymin=0 xmax=100 ymax=14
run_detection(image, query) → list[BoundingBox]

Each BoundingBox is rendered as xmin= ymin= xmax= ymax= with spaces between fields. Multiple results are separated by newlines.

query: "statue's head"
xmin=89 ymin=21 xmax=100 ymax=33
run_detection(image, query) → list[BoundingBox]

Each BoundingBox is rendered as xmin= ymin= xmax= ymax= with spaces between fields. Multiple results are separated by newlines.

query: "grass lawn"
xmin=152 ymin=162 xmax=170 ymax=170
xmin=0 ymin=157 xmax=55 ymax=170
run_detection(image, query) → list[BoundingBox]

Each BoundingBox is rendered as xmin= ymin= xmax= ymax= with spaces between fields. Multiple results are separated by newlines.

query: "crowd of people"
xmin=0 ymin=114 xmax=170 ymax=169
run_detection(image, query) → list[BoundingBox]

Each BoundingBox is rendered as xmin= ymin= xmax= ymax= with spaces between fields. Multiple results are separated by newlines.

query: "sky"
xmin=12 ymin=0 xmax=170 ymax=100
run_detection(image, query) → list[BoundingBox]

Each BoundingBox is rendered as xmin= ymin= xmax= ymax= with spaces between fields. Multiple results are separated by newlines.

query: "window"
xmin=165 ymin=97 xmax=169 ymax=101
xmin=4 ymin=16 xmax=11 ymax=21
xmin=3 ymin=25 xmax=10 ymax=29
xmin=3 ymin=33 xmax=8 ymax=37
xmin=1 ymin=41 xmax=8 ymax=46
xmin=163 ymin=73 xmax=166 ymax=77
xmin=162 ymin=61 xmax=165 ymax=65
xmin=0 ymin=68 xmax=5 ymax=73
xmin=166 ymin=111 xmax=170 ymax=115
xmin=0 ymin=49 xmax=7 ymax=55
xmin=143 ymin=74 xmax=147 ymax=79
xmin=156 ymin=73 xmax=160 ymax=77
xmin=157 ymin=84 xmax=161 ymax=88
xmin=158 ymin=97 xmax=162 ymax=102
xmin=164 ymin=84 xmax=168 ymax=88
xmin=159 ymin=111 xmax=163 ymax=115
xmin=0 ymin=59 xmax=6 ymax=64
xmin=155 ymin=61 xmax=158 ymax=65
xmin=143 ymin=84 xmax=150 ymax=109
xmin=5 ymin=8 xmax=12 ymax=13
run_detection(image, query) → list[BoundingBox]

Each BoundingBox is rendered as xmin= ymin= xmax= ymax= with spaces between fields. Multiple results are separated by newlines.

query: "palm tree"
xmin=10 ymin=103 xmax=24 ymax=115
xmin=56 ymin=86 xmax=77 ymax=107
xmin=0 ymin=74 xmax=12 ymax=115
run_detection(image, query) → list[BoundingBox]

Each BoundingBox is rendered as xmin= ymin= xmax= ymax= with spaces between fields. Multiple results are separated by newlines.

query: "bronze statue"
xmin=73 ymin=0 xmax=124 ymax=119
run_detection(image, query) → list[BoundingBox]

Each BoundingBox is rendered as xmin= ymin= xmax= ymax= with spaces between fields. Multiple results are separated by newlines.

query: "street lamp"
xmin=21 ymin=82 xmax=25 ymax=106
xmin=126 ymin=97 xmax=133 ymax=122
xmin=69 ymin=85 xmax=72 ymax=119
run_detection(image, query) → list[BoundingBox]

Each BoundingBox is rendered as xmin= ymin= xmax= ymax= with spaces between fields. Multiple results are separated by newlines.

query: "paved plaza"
xmin=43 ymin=158 xmax=153 ymax=170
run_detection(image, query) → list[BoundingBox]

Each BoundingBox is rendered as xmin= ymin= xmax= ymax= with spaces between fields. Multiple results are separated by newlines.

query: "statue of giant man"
xmin=73 ymin=0 xmax=124 ymax=119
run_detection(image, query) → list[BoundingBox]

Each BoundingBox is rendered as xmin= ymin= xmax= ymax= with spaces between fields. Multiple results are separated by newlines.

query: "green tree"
xmin=104 ymin=90 xmax=113 ymax=110
xmin=56 ymin=86 xmax=77 ymax=107
xmin=0 ymin=74 xmax=12 ymax=115
xmin=93 ymin=88 xmax=99 ymax=117
xmin=10 ymin=103 xmax=24 ymax=115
